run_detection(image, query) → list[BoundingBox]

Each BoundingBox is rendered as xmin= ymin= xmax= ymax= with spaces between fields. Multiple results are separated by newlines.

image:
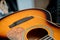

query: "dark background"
xmin=47 ymin=0 xmax=57 ymax=23
xmin=5 ymin=0 xmax=18 ymax=12
xmin=47 ymin=0 xmax=60 ymax=25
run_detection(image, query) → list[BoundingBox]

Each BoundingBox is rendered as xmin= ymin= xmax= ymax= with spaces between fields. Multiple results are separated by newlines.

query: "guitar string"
xmin=39 ymin=35 xmax=53 ymax=40
xmin=30 ymin=15 xmax=57 ymax=40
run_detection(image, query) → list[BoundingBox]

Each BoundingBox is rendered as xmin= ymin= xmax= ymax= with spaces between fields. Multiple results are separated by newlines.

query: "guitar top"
xmin=0 ymin=9 xmax=60 ymax=40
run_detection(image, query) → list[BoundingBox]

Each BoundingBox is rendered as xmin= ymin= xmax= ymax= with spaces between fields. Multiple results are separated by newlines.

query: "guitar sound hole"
xmin=27 ymin=28 xmax=48 ymax=40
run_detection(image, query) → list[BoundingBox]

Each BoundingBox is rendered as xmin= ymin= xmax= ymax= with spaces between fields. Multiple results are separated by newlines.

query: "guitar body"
xmin=0 ymin=9 xmax=60 ymax=40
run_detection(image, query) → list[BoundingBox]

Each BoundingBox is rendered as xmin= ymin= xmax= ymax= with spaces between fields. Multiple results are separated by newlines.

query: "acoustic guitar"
xmin=0 ymin=9 xmax=60 ymax=40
